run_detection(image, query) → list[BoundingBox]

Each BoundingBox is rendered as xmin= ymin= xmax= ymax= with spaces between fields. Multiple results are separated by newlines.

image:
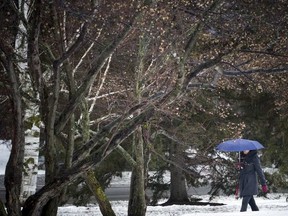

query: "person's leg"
xmin=240 ymin=196 xmax=251 ymax=212
xmin=249 ymin=196 xmax=259 ymax=211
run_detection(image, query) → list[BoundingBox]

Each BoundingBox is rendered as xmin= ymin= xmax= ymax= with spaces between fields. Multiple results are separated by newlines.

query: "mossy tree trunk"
xmin=81 ymin=98 xmax=116 ymax=216
xmin=128 ymin=127 xmax=147 ymax=216
xmin=127 ymin=34 xmax=149 ymax=216
xmin=84 ymin=170 xmax=116 ymax=216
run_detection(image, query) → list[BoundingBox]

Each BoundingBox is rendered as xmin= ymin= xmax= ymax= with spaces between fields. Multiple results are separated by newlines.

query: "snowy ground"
xmin=58 ymin=169 xmax=288 ymax=215
xmin=0 ymin=140 xmax=10 ymax=175
xmin=58 ymin=194 xmax=288 ymax=216
xmin=1 ymin=140 xmax=288 ymax=215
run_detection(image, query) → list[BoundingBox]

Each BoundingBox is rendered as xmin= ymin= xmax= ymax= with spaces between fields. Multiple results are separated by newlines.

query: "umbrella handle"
xmin=238 ymin=152 xmax=240 ymax=163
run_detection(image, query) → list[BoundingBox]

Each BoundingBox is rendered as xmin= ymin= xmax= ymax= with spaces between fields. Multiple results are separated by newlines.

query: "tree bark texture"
xmin=41 ymin=198 xmax=59 ymax=216
xmin=84 ymin=170 xmax=116 ymax=216
xmin=128 ymin=127 xmax=147 ymax=216
xmin=0 ymin=1 xmax=25 ymax=216
xmin=167 ymin=142 xmax=189 ymax=204
xmin=4 ymin=58 xmax=25 ymax=216
xmin=81 ymin=98 xmax=116 ymax=216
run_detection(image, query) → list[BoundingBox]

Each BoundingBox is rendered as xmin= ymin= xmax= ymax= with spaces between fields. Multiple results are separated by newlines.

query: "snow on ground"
xmin=0 ymin=140 xmax=10 ymax=174
xmin=1 ymin=140 xmax=288 ymax=215
xmin=57 ymin=166 xmax=288 ymax=215
xmin=58 ymin=194 xmax=288 ymax=216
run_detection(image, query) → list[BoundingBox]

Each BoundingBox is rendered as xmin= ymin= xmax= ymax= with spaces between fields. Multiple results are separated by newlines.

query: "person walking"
xmin=235 ymin=150 xmax=268 ymax=212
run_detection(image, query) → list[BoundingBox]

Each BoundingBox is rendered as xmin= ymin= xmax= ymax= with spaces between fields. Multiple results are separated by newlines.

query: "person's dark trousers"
xmin=240 ymin=196 xmax=259 ymax=212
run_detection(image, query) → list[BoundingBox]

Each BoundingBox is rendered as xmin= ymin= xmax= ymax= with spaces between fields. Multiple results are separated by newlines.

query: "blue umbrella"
xmin=216 ymin=138 xmax=264 ymax=152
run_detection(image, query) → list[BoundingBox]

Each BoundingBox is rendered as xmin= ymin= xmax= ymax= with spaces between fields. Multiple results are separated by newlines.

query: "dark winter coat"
xmin=239 ymin=150 xmax=266 ymax=197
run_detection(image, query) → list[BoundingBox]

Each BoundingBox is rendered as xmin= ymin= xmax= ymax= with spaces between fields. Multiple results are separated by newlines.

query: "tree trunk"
xmin=128 ymin=127 xmax=147 ymax=216
xmin=167 ymin=141 xmax=189 ymax=204
xmin=168 ymin=164 xmax=189 ymax=203
xmin=143 ymin=125 xmax=152 ymax=204
xmin=40 ymin=63 xmax=61 ymax=216
xmin=81 ymin=98 xmax=115 ymax=216
xmin=21 ymin=174 xmax=78 ymax=216
xmin=26 ymin=0 xmax=62 ymax=214
xmin=84 ymin=170 xmax=116 ymax=216
xmin=127 ymin=33 xmax=149 ymax=216
xmin=4 ymin=57 xmax=25 ymax=216
xmin=1 ymin=2 xmax=25 ymax=215
xmin=41 ymin=198 xmax=59 ymax=216
xmin=59 ymin=114 xmax=75 ymax=204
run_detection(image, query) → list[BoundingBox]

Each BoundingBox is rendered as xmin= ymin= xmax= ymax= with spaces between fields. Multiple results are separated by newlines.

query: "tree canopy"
xmin=0 ymin=0 xmax=288 ymax=215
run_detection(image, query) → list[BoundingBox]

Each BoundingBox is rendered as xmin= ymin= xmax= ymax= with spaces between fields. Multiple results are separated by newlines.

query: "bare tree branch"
xmin=22 ymin=106 xmax=155 ymax=215
xmin=55 ymin=19 xmax=136 ymax=133
xmin=53 ymin=23 xmax=88 ymax=68
xmin=182 ymin=52 xmax=226 ymax=91
xmin=222 ymin=65 xmax=288 ymax=76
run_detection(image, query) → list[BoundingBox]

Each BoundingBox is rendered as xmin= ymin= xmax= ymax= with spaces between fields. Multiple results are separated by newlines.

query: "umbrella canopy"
xmin=216 ymin=138 xmax=264 ymax=152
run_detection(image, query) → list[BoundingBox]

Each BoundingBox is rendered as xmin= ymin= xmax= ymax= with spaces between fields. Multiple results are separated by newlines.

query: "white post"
xmin=20 ymin=138 xmax=40 ymax=203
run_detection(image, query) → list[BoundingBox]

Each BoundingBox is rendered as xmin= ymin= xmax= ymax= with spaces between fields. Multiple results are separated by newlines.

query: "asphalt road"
xmin=0 ymin=186 xmax=210 ymax=203
xmin=0 ymin=184 xmax=133 ymax=202
xmin=0 ymin=174 xmax=210 ymax=202
xmin=105 ymin=185 xmax=131 ymax=200
xmin=105 ymin=185 xmax=210 ymax=201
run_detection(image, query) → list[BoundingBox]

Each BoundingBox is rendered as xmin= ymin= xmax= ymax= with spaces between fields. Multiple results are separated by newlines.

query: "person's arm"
xmin=253 ymin=156 xmax=266 ymax=184
xmin=253 ymin=156 xmax=268 ymax=192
